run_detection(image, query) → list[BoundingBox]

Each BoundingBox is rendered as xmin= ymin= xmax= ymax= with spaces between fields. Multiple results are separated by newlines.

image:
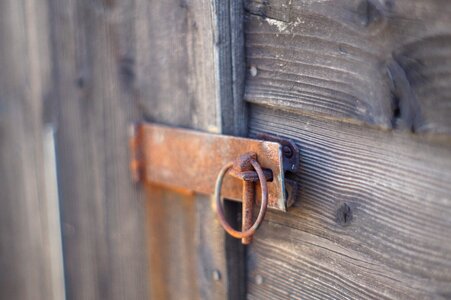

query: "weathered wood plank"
xmin=135 ymin=0 xmax=218 ymax=132
xmin=0 ymin=0 xmax=64 ymax=299
xmin=135 ymin=0 xmax=246 ymax=298
xmin=212 ymin=0 xmax=248 ymax=136
xmin=244 ymin=0 xmax=451 ymax=133
xmin=247 ymin=104 xmax=451 ymax=299
xmin=146 ymin=186 xmax=233 ymax=300
xmin=49 ymin=0 xmax=149 ymax=298
xmin=146 ymin=187 xmax=200 ymax=300
xmin=49 ymin=0 xmax=246 ymax=298
xmin=393 ymin=35 xmax=451 ymax=134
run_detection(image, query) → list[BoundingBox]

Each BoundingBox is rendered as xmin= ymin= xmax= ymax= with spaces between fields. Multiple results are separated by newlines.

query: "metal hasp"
xmin=130 ymin=122 xmax=299 ymax=211
xmin=215 ymin=152 xmax=270 ymax=244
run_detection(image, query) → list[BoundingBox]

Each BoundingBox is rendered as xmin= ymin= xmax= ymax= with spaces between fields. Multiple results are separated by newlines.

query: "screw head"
xmin=212 ymin=270 xmax=221 ymax=281
xmin=250 ymin=65 xmax=258 ymax=77
xmin=255 ymin=274 xmax=264 ymax=285
xmin=282 ymin=145 xmax=293 ymax=158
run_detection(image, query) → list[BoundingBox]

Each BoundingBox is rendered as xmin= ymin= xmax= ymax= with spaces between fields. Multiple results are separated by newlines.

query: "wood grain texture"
xmin=212 ymin=0 xmax=248 ymax=136
xmin=43 ymin=0 xmax=245 ymax=298
xmin=135 ymin=0 xmax=219 ymax=132
xmin=135 ymin=0 xmax=246 ymax=298
xmin=49 ymin=0 xmax=149 ymax=298
xmin=393 ymin=35 xmax=451 ymax=134
xmin=146 ymin=185 xmax=234 ymax=300
xmin=246 ymin=104 xmax=451 ymax=299
xmin=244 ymin=0 xmax=451 ymax=133
xmin=0 ymin=0 xmax=64 ymax=299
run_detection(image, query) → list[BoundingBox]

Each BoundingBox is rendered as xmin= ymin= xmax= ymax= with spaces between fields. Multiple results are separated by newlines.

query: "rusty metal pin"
xmin=242 ymin=180 xmax=255 ymax=244
xmin=214 ymin=153 xmax=268 ymax=243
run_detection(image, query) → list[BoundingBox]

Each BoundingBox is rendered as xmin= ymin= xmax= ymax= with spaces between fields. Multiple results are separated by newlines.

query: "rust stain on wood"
xmin=145 ymin=183 xmax=199 ymax=300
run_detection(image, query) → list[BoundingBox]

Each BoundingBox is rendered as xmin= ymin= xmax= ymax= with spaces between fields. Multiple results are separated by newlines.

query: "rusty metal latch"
xmin=215 ymin=152 xmax=269 ymax=244
xmin=130 ymin=123 xmax=299 ymax=243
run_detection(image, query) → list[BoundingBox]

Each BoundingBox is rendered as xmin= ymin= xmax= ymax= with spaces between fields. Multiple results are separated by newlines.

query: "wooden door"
xmin=243 ymin=1 xmax=451 ymax=298
xmin=2 ymin=0 xmax=451 ymax=299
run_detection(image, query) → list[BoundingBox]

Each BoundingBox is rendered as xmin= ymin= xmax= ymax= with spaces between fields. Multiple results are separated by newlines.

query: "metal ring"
xmin=214 ymin=159 xmax=268 ymax=239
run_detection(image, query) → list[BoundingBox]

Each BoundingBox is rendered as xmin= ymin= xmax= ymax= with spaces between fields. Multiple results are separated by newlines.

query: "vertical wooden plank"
xmin=146 ymin=186 xmax=231 ymax=300
xmin=0 ymin=0 xmax=64 ymax=299
xmin=48 ymin=0 xmax=246 ymax=298
xmin=145 ymin=187 xmax=200 ymax=300
xmin=134 ymin=0 xmax=246 ymax=298
xmin=212 ymin=1 xmax=247 ymax=298
xmin=145 ymin=186 xmax=241 ymax=300
xmin=212 ymin=0 xmax=247 ymax=136
xmin=49 ymin=0 xmax=149 ymax=298
xmin=135 ymin=0 xmax=223 ymax=297
xmin=135 ymin=0 xmax=218 ymax=131
xmin=42 ymin=126 xmax=66 ymax=300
